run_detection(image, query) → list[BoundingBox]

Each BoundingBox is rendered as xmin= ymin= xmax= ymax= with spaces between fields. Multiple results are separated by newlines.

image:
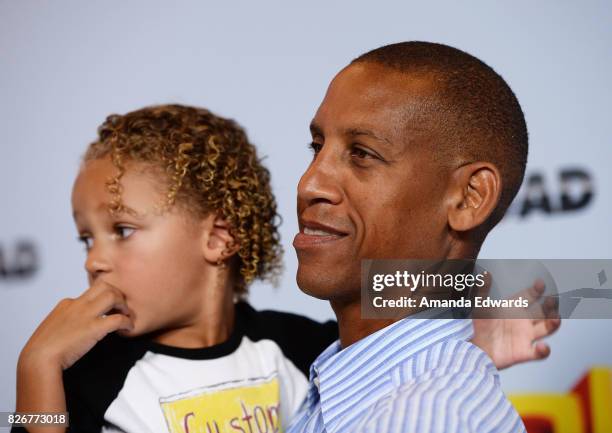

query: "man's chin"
xmin=296 ymin=282 xmax=333 ymax=300
xmin=296 ymin=266 xmax=359 ymax=301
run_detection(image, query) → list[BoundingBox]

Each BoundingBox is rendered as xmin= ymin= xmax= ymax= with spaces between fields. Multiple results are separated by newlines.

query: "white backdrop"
xmin=1 ymin=0 xmax=611 ymax=421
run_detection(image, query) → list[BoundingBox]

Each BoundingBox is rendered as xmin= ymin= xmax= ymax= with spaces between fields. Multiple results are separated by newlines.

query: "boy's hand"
xmin=472 ymin=280 xmax=561 ymax=370
xmin=19 ymin=280 xmax=134 ymax=370
xmin=16 ymin=280 xmax=134 ymax=432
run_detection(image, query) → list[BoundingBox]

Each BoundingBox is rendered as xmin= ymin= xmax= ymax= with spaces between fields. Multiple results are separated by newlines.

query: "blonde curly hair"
xmin=84 ymin=104 xmax=282 ymax=295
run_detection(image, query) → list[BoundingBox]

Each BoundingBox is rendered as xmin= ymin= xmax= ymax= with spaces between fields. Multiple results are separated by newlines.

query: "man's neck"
xmin=331 ymin=298 xmax=395 ymax=348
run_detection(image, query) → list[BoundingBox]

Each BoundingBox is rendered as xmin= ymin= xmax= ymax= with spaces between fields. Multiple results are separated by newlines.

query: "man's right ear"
xmin=446 ymin=161 xmax=502 ymax=234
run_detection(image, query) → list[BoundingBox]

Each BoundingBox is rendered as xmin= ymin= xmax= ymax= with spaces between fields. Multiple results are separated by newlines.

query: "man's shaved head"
xmin=295 ymin=41 xmax=528 ymax=303
xmin=352 ymin=41 xmax=528 ymax=229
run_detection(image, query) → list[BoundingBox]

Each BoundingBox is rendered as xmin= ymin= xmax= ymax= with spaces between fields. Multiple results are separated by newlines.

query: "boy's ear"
xmin=446 ymin=161 xmax=502 ymax=233
xmin=202 ymin=213 xmax=239 ymax=265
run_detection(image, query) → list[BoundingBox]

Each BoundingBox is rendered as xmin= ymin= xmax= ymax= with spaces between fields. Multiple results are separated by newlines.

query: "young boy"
xmin=14 ymin=104 xmax=558 ymax=433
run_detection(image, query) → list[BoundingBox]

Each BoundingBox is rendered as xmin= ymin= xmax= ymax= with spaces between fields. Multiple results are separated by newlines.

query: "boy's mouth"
xmin=107 ymin=306 xmax=131 ymax=318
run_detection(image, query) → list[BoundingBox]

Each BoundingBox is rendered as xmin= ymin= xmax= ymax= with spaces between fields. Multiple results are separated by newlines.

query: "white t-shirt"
xmin=57 ymin=302 xmax=338 ymax=433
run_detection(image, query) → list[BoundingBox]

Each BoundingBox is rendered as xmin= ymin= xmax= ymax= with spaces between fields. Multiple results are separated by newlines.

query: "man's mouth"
xmin=293 ymin=220 xmax=349 ymax=249
xmin=303 ymin=227 xmax=338 ymax=236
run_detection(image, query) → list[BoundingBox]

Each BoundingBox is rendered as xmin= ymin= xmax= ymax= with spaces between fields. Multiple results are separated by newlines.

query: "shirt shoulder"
xmin=354 ymin=340 xmax=525 ymax=433
xmin=236 ymin=302 xmax=338 ymax=376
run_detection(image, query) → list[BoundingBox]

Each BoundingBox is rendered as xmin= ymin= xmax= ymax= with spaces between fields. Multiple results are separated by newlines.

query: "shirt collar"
xmin=308 ymin=317 xmax=474 ymax=429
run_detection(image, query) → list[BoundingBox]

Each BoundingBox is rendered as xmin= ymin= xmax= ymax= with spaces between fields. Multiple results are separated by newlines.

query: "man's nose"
xmin=297 ymin=144 xmax=343 ymax=207
xmin=85 ymin=242 xmax=112 ymax=280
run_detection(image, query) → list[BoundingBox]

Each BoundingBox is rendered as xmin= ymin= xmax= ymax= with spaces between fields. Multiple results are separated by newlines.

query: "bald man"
xmin=290 ymin=42 xmax=532 ymax=433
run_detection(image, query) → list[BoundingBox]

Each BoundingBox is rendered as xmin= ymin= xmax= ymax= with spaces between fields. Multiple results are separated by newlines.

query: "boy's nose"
xmin=85 ymin=248 xmax=112 ymax=278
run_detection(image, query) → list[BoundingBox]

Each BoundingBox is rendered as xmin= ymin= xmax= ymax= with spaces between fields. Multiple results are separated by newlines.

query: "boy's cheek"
xmin=116 ymin=256 xmax=151 ymax=277
xmin=115 ymin=310 xmax=152 ymax=338
xmin=122 ymin=297 xmax=172 ymax=334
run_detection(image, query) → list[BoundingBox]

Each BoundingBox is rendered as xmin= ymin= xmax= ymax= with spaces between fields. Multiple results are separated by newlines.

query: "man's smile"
xmin=293 ymin=218 xmax=349 ymax=249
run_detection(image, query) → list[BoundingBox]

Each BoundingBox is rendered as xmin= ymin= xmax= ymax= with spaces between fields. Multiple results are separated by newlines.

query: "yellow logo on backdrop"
xmin=509 ymin=367 xmax=612 ymax=433
xmin=160 ymin=375 xmax=282 ymax=433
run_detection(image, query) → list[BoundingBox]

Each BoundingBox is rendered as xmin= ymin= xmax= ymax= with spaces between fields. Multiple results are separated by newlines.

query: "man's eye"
xmin=114 ymin=226 xmax=136 ymax=240
xmin=78 ymin=235 xmax=93 ymax=251
xmin=351 ymin=146 xmax=375 ymax=160
xmin=308 ymin=142 xmax=323 ymax=155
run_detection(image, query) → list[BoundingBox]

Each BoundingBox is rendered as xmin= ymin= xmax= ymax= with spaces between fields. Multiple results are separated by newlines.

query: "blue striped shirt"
xmin=287 ymin=318 xmax=525 ymax=433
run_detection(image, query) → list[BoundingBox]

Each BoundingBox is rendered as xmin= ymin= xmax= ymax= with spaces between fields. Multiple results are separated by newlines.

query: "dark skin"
xmin=294 ymin=62 xmax=503 ymax=348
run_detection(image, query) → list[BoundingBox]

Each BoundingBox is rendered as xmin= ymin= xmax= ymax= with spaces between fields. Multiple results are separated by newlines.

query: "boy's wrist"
xmin=18 ymin=346 xmax=63 ymax=374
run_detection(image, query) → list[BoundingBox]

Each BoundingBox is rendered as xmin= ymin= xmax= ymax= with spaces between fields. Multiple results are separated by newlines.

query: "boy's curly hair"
xmin=84 ymin=104 xmax=282 ymax=295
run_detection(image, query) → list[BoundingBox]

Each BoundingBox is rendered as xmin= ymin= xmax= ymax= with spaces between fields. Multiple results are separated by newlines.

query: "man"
xmin=290 ymin=41 xmax=534 ymax=432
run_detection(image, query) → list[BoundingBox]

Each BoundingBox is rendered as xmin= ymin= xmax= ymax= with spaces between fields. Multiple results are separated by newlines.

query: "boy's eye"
xmin=114 ymin=225 xmax=136 ymax=240
xmin=78 ymin=235 xmax=93 ymax=251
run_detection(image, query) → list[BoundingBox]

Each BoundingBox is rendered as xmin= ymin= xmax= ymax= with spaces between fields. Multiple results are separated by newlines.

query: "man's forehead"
xmin=330 ymin=63 xmax=435 ymax=103
xmin=313 ymin=63 xmax=435 ymax=137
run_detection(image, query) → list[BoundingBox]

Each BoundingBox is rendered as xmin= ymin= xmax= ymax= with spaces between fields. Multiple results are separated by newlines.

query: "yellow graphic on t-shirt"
xmin=160 ymin=375 xmax=282 ymax=433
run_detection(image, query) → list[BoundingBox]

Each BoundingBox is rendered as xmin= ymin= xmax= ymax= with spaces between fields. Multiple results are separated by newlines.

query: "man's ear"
xmin=202 ymin=213 xmax=239 ymax=265
xmin=446 ymin=162 xmax=502 ymax=233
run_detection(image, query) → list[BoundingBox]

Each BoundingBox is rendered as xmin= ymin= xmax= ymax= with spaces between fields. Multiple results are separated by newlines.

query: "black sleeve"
xmin=62 ymin=333 xmax=148 ymax=432
xmin=237 ymin=302 xmax=339 ymax=376
xmin=9 ymin=334 xmax=139 ymax=433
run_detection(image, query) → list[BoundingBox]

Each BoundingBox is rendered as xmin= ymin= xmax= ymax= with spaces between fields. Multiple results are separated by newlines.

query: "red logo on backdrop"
xmin=510 ymin=367 xmax=612 ymax=433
